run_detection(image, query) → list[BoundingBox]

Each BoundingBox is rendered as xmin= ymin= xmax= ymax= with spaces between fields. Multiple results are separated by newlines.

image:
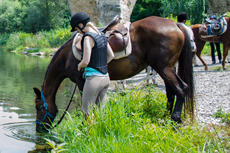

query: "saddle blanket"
xmin=72 ymin=22 xmax=132 ymax=61
xmin=201 ymin=17 xmax=227 ymax=38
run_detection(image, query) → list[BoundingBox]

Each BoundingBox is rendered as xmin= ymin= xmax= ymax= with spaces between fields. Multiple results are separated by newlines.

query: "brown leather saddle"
xmin=105 ymin=23 xmax=129 ymax=53
xmin=101 ymin=15 xmax=129 ymax=53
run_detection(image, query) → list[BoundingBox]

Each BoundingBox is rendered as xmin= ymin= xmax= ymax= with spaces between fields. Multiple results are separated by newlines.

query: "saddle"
xmin=199 ymin=14 xmax=227 ymax=38
xmin=105 ymin=23 xmax=129 ymax=53
xmin=72 ymin=15 xmax=132 ymax=61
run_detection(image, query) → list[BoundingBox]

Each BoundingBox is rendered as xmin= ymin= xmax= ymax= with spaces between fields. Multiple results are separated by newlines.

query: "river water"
xmin=0 ymin=50 xmax=77 ymax=153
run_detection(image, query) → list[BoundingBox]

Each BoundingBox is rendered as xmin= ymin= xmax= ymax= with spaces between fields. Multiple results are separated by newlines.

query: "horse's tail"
xmin=177 ymin=23 xmax=195 ymax=119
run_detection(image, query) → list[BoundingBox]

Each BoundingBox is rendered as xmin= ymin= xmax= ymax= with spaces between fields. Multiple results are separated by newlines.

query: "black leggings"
xmin=210 ymin=42 xmax=221 ymax=62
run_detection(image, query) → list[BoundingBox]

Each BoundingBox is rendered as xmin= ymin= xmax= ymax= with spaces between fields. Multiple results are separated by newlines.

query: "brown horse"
xmin=192 ymin=17 xmax=230 ymax=70
xmin=33 ymin=16 xmax=194 ymax=132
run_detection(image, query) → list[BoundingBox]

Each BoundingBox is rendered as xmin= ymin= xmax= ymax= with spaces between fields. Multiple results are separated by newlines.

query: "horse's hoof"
xmin=223 ymin=67 xmax=227 ymax=70
xmin=204 ymin=67 xmax=208 ymax=71
xmin=171 ymin=114 xmax=182 ymax=123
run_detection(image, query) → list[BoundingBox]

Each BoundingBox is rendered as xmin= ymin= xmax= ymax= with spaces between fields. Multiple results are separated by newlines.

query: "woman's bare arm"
xmin=77 ymin=36 xmax=94 ymax=71
xmin=107 ymin=43 xmax=114 ymax=63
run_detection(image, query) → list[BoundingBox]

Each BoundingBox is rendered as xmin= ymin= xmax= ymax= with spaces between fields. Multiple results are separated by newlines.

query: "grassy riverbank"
xmin=0 ymin=27 xmax=72 ymax=55
xmin=44 ymin=86 xmax=230 ymax=152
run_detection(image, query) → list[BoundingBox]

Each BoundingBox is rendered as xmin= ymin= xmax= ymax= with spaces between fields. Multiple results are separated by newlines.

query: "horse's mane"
xmin=42 ymin=33 xmax=77 ymax=89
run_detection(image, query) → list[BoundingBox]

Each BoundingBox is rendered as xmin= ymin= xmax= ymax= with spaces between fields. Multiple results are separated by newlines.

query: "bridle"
xmin=35 ymin=82 xmax=78 ymax=129
xmin=35 ymin=90 xmax=57 ymax=126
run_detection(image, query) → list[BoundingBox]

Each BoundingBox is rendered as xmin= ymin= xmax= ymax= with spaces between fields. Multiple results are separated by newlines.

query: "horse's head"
xmin=33 ymin=87 xmax=58 ymax=133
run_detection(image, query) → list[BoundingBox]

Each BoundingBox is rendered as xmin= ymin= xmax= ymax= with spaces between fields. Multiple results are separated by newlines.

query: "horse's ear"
xmin=33 ymin=87 xmax=41 ymax=98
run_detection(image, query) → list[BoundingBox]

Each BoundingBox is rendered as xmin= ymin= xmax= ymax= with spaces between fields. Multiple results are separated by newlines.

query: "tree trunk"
xmin=67 ymin=0 xmax=137 ymax=26
xmin=206 ymin=0 xmax=230 ymax=15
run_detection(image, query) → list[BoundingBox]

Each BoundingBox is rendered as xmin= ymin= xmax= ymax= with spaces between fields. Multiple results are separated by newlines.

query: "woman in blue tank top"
xmin=70 ymin=12 xmax=114 ymax=121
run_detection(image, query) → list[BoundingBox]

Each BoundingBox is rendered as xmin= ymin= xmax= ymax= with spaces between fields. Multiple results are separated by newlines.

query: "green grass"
xmin=213 ymin=107 xmax=230 ymax=124
xmin=42 ymin=86 xmax=230 ymax=153
xmin=201 ymin=43 xmax=223 ymax=56
xmin=209 ymin=65 xmax=230 ymax=71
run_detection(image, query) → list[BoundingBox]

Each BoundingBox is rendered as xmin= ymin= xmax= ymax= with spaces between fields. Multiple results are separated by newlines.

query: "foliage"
xmin=0 ymin=0 xmax=70 ymax=33
xmin=166 ymin=14 xmax=191 ymax=25
xmin=0 ymin=27 xmax=72 ymax=52
xmin=22 ymin=0 xmax=70 ymax=33
xmin=0 ymin=0 xmax=26 ymax=33
xmin=201 ymin=43 xmax=223 ymax=56
xmin=213 ymin=107 xmax=230 ymax=124
xmin=131 ymin=0 xmax=163 ymax=22
xmin=44 ymin=138 xmax=67 ymax=153
xmin=41 ymin=86 xmax=230 ymax=152
xmin=160 ymin=0 xmax=206 ymax=24
xmin=131 ymin=0 xmax=206 ymax=24
xmin=226 ymin=11 xmax=230 ymax=17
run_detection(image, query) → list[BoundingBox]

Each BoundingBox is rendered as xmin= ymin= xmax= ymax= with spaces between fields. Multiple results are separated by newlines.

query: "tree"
xmin=131 ymin=0 xmax=163 ymax=22
xmin=160 ymin=0 xmax=206 ymax=24
xmin=0 ymin=0 xmax=26 ymax=33
xmin=23 ymin=0 xmax=70 ymax=33
xmin=0 ymin=0 xmax=70 ymax=33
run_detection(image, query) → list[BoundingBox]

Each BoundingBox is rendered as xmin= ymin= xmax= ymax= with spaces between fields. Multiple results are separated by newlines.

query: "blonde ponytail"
xmin=85 ymin=22 xmax=101 ymax=35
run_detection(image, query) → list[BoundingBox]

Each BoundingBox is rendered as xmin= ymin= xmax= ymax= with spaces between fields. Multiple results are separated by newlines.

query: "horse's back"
xmin=132 ymin=16 xmax=182 ymax=34
xmin=131 ymin=16 xmax=184 ymax=48
xmin=131 ymin=16 xmax=184 ymax=62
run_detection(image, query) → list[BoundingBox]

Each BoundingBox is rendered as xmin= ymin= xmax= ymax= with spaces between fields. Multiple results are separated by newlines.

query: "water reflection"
xmin=0 ymin=51 xmax=77 ymax=153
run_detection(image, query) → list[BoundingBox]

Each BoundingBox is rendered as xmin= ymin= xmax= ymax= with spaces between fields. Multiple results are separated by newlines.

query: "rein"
xmin=36 ymin=76 xmax=80 ymax=128
xmin=54 ymin=83 xmax=78 ymax=128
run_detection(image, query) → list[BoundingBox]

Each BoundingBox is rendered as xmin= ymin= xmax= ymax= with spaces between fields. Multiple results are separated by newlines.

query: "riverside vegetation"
xmin=0 ymin=27 xmax=72 ymax=55
xmin=41 ymin=86 xmax=230 ymax=152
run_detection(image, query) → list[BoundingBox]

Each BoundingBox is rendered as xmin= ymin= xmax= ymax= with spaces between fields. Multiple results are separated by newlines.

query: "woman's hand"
xmin=78 ymin=64 xmax=81 ymax=71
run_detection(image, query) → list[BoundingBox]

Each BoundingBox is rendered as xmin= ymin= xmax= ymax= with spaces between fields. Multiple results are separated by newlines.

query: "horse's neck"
xmin=42 ymin=53 xmax=67 ymax=104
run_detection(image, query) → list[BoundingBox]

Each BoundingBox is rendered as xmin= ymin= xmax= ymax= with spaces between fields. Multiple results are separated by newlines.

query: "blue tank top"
xmin=84 ymin=67 xmax=108 ymax=78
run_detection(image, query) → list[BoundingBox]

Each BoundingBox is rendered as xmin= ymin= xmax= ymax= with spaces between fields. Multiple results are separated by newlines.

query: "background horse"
xmin=192 ymin=17 xmax=230 ymax=70
xmin=33 ymin=16 xmax=194 ymax=132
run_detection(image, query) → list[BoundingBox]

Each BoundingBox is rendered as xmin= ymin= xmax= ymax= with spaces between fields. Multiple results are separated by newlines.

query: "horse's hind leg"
xmin=222 ymin=44 xmax=229 ymax=70
xmin=193 ymin=54 xmax=199 ymax=67
xmin=195 ymin=40 xmax=207 ymax=70
xmin=165 ymin=84 xmax=175 ymax=114
xmin=159 ymin=67 xmax=187 ymax=122
xmin=228 ymin=49 xmax=230 ymax=63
